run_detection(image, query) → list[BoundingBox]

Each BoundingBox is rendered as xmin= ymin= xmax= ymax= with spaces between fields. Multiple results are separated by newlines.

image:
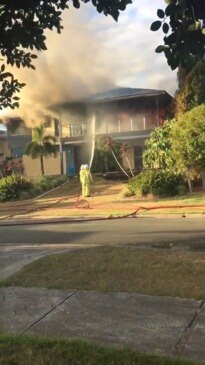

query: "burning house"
xmin=89 ymin=87 xmax=172 ymax=170
xmin=44 ymin=87 xmax=173 ymax=175
xmin=2 ymin=87 xmax=173 ymax=177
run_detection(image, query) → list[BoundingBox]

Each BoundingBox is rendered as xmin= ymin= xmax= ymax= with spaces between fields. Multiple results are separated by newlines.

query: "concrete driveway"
xmin=1 ymin=286 xmax=205 ymax=362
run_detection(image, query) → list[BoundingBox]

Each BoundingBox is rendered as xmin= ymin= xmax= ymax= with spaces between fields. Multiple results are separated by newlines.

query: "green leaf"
xmin=157 ymin=9 xmax=164 ymax=19
xmin=162 ymin=23 xmax=169 ymax=34
xmin=165 ymin=4 xmax=175 ymax=16
xmin=195 ymin=21 xmax=201 ymax=31
xmin=155 ymin=45 xmax=165 ymax=53
xmin=164 ymin=0 xmax=173 ymax=3
xmin=188 ymin=24 xmax=196 ymax=31
xmin=73 ymin=0 xmax=80 ymax=9
xmin=150 ymin=21 xmax=162 ymax=31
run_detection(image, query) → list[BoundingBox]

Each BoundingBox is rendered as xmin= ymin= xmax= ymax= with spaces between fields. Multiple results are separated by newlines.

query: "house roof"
xmin=50 ymin=87 xmax=173 ymax=111
xmin=89 ymin=87 xmax=172 ymax=104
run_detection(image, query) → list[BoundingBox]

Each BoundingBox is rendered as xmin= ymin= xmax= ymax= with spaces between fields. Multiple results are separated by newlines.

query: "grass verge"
xmin=1 ymin=246 xmax=205 ymax=300
xmin=0 ymin=335 xmax=198 ymax=365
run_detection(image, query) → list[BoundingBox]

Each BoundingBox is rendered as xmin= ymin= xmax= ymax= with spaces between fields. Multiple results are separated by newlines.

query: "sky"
xmin=88 ymin=0 xmax=177 ymax=93
xmin=0 ymin=0 xmax=177 ymax=124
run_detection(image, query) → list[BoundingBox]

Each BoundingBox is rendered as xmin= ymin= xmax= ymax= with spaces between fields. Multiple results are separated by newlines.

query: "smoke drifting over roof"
xmin=0 ymin=0 xmax=177 ymax=126
xmin=0 ymin=5 xmax=116 ymax=126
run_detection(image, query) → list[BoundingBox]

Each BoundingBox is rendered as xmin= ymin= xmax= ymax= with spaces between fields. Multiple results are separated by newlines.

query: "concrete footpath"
xmin=0 ymin=287 xmax=205 ymax=362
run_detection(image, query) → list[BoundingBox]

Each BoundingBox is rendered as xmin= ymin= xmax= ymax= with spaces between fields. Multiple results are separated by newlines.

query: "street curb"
xmin=0 ymin=215 xmax=127 ymax=226
xmin=0 ymin=213 xmax=204 ymax=226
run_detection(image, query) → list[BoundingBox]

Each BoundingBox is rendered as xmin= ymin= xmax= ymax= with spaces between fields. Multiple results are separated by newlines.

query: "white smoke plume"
xmin=0 ymin=0 xmax=177 ymax=127
xmin=0 ymin=4 xmax=116 ymax=126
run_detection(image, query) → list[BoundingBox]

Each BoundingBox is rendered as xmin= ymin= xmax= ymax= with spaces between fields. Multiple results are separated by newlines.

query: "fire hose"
xmin=75 ymin=186 xmax=91 ymax=209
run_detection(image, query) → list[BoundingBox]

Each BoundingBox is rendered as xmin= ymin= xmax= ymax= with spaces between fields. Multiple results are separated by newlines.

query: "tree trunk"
xmin=105 ymin=154 xmax=109 ymax=172
xmin=111 ymin=149 xmax=129 ymax=178
xmin=125 ymin=154 xmax=134 ymax=177
xmin=40 ymin=154 xmax=44 ymax=176
xmin=187 ymin=179 xmax=193 ymax=194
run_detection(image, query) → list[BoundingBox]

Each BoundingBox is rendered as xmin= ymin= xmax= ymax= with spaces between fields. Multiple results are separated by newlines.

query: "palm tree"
xmin=103 ymin=136 xmax=129 ymax=178
xmin=120 ymin=143 xmax=134 ymax=177
xmin=25 ymin=124 xmax=56 ymax=176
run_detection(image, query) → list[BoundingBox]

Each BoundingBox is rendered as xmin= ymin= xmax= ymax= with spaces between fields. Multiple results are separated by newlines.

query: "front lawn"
xmin=0 ymin=335 xmax=198 ymax=365
xmin=1 ymin=246 xmax=205 ymax=300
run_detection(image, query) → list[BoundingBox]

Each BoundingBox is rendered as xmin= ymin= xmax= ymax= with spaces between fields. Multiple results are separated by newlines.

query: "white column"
xmin=143 ymin=117 xmax=146 ymax=130
xmin=106 ymin=120 xmax=108 ymax=134
xmin=58 ymin=114 xmax=64 ymax=175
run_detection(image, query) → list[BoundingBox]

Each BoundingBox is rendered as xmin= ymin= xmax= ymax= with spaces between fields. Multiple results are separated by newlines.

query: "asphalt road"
xmin=0 ymin=217 xmax=205 ymax=279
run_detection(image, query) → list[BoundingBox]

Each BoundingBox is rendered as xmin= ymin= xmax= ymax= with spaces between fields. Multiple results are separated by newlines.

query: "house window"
xmin=44 ymin=116 xmax=51 ymax=128
xmin=132 ymin=115 xmax=144 ymax=131
xmin=118 ymin=113 xmax=131 ymax=133
xmin=134 ymin=145 xmax=144 ymax=170
xmin=144 ymin=116 xmax=158 ymax=130
xmin=70 ymin=124 xmax=82 ymax=137
xmin=54 ymin=119 xmax=59 ymax=136
xmin=106 ymin=114 xmax=119 ymax=134
xmin=107 ymin=120 xmax=119 ymax=133
xmin=95 ymin=111 xmax=107 ymax=134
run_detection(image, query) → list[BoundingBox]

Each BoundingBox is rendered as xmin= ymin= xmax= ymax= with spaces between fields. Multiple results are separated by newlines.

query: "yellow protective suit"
xmin=80 ymin=165 xmax=93 ymax=197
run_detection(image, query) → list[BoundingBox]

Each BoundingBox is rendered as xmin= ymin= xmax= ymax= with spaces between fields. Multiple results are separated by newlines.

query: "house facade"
xmin=0 ymin=129 xmax=9 ymax=162
xmin=2 ymin=87 xmax=173 ymax=176
xmin=6 ymin=118 xmax=32 ymax=158
xmin=90 ymin=87 xmax=172 ymax=170
xmin=50 ymin=87 xmax=172 ymax=174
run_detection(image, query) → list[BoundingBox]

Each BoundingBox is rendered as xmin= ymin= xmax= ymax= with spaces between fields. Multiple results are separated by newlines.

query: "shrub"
xmin=31 ymin=175 xmax=44 ymax=185
xmin=39 ymin=182 xmax=49 ymax=191
xmin=57 ymin=175 xmax=67 ymax=184
xmin=0 ymin=175 xmax=33 ymax=202
xmin=50 ymin=178 xmax=58 ymax=188
xmin=19 ymin=191 xmax=31 ymax=200
xmin=119 ymin=186 xmax=135 ymax=198
xmin=51 ymin=177 xmax=65 ymax=188
xmin=0 ymin=174 xmax=68 ymax=202
xmin=27 ymin=188 xmax=40 ymax=197
xmin=128 ymin=170 xmax=186 ymax=198
xmin=32 ymin=185 xmax=43 ymax=196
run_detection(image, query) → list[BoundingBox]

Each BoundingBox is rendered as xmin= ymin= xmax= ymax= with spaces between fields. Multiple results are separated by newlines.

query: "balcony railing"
xmin=60 ymin=115 xmax=160 ymax=138
xmin=62 ymin=123 xmax=87 ymax=138
xmin=96 ymin=115 xmax=160 ymax=135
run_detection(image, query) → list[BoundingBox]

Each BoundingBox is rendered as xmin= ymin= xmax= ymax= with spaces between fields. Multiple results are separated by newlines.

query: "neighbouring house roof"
xmin=89 ymin=87 xmax=172 ymax=104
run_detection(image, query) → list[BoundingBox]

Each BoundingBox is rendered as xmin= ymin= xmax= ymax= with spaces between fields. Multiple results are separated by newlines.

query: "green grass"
xmin=0 ymin=335 xmax=199 ymax=365
xmin=140 ymin=209 xmax=205 ymax=216
xmin=2 ymin=246 xmax=205 ymax=300
xmin=159 ymin=192 xmax=205 ymax=204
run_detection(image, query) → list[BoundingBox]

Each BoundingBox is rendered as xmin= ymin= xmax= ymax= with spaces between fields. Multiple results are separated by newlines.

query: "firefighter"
xmin=79 ymin=164 xmax=85 ymax=197
xmin=81 ymin=164 xmax=93 ymax=197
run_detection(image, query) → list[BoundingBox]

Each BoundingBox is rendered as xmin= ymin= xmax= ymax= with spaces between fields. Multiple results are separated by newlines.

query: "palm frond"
xmin=42 ymin=142 xmax=56 ymax=158
xmin=120 ymin=143 xmax=130 ymax=155
xmin=32 ymin=124 xmax=44 ymax=142
xmin=43 ymin=135 xmax=56 ymax=144
xmin=25 ymin=141 xmax=42 ymax=159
